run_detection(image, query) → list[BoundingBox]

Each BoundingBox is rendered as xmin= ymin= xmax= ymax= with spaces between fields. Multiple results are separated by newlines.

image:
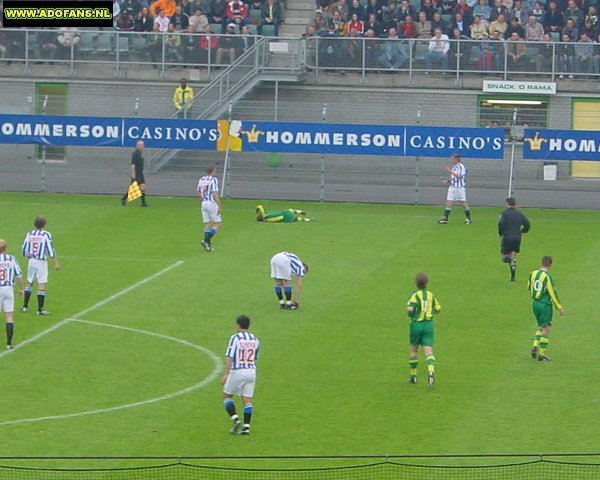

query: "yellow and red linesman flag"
xmin=127 ymin=181 xmax=142 ymax=202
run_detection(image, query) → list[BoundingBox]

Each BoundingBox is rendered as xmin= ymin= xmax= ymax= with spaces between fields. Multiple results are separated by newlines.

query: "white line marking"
xmin=72 ymin=260 xmax=184 ymax=319
xmin=0 ymin=319 xmax=221 ymax=427
xmin=0 ymin=319 xmax=72 ymax=359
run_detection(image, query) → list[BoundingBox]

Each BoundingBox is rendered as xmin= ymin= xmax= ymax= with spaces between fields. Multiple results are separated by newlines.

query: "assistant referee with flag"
xmin=121 ymin=140 xmax=148 ymax=207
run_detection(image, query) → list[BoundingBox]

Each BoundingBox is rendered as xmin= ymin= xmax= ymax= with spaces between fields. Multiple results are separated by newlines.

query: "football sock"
xmin=426 ymin=355 xmax=435 ymax=374
xmin=23 ymin=287 xmax=32 ymax=308
xmin=6 ymin=322 xmax=14 ymax=345
xmin=204 ymin=228 xmax=218 ymax=243
xmin=141 ymin=193 xmax=147 ymax=205
xmin=510 ymin=259 xmax=517 ymax=281
xmin=409 ymin=356 xmax=418 ymax=378
xmin=532 ymin=330 xmax=542 ymax=349
xmin=224 ymin=398 xmax=237 ymax=418
xmin=284 ymin=286 xmax=292 ymax=305
xmin=274 ymin=286 xmax=283 ymax=303
xmin=243 ymin=404 xmax=252 ymax=425
xmin=465 ymin=208 xmax=471 ymax=219
xmin=538 ymin=336 xmax=549 ymax=358
xmin=37 ymin=291 xmax=46 ymax=311
xmin=443 ymin=208 xmax=451 ymax=220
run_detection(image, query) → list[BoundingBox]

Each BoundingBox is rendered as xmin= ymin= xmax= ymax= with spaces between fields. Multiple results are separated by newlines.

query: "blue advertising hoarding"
xmin=523 ymin=129 xmax=600 ymax=161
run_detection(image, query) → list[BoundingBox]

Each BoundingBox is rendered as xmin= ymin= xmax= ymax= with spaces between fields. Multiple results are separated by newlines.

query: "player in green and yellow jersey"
xmin=406 ymin=273 xmax=442 ymax=388
xmin=256 ymin=205 xmax=313 ymax=223
xmin=528 ymin=256 xmax=565 ymax=362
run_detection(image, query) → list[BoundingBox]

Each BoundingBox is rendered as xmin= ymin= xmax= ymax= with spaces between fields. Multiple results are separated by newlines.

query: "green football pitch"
xmin=0 ymin=192 xmax=598 ymax=460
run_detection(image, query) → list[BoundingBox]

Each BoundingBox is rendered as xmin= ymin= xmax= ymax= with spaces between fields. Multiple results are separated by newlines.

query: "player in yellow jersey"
xmin=406 ymin=273 xmax=442 ymax=388
xmin=528 ymin=256 xmax=564 ymax=362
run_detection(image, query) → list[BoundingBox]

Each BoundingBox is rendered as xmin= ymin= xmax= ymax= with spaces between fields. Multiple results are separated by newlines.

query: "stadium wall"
xmin=0 ymin=78 xmax=597 ymax=209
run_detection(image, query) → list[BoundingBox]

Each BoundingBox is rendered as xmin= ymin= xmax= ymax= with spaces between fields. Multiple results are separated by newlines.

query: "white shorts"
xmin=27 ymin=259 xmax=49 ymax=284
xmin=270 ymin=253 xmax=291 ymax=280
xmin=223 ymin=369 xmax=256 ymax=397
xmin=447 ymin=186 xmax=467 ymax=202
xmin=202 ymin=201 xmax=222 ymax=223
xmin=0 ymin=286 xmax=15 ymax=313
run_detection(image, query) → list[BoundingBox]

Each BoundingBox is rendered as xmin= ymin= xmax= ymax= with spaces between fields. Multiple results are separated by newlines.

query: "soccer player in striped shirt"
xmin=196 ymin=165 xmax=222 ymax=252
xmin=528 ymin=256 xmax=564 ymax=362
xmin=221 ymin=315 xmax=260 ymax=435
xmin=0 ymin=239 xmax=24 ymax=349
xmin=270 ymin=251 xmax=308 ymax=310
xmin=21 ymin=216 xmax=60 ymax=315
xmin=438 ymin=153 xmax=472 ymax=224
xmin=406 ymin=273 xmax=442 ymax=388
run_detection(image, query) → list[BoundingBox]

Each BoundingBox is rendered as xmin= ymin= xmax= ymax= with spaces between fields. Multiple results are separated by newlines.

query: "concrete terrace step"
xmin=283 ymin=17 xmax=313 ymax=25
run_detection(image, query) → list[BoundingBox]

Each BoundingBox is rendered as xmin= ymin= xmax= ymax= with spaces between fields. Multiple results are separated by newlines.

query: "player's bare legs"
xmin=460 ymin=201 xmax=472 ymax=224
xmin=23 ymin=280 xmax=48 ymax=313
xmin=408 ymin=345 xmax=419 ymax=383
xmin=501 ymin=251 xmax=518 ymax=282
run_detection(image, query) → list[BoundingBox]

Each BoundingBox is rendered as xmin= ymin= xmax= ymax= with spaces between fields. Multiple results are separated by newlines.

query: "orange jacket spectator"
xmin=150 ymin=0 xmax=176 ymax=17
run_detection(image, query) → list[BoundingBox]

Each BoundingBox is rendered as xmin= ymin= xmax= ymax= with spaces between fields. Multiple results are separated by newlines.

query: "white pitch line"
xmin=0 ymin=319 xmax=221 ymax=427
xmin=72 ymin=260 xmax=184 ymax=319
xmin=0 ymin=319 xmax=72 ymax=359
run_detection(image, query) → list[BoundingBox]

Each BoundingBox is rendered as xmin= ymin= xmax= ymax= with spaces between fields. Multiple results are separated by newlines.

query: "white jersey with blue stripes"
xmin=197 ymin=175 xmax=219 ymax=202
xmin=22 ymin=230 xmax=56 ymax=260
xmin=0 ymin=254 xmax=22 ymax=287
xmin=283 ymin=252 xmax=305 ymax=277
xmin=225 ymin=331 xmax=260 ymax=369
xmin=450 ymin=163 xmax=466 ymax=188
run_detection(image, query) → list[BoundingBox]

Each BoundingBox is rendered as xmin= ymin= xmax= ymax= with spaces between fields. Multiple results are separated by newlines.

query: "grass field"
xmin=0 ymin=192 xmax=598 ymax=461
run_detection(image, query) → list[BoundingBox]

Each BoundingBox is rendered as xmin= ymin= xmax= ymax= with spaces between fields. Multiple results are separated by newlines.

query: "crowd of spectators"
xmin=303 ymin=0 xmax=600 ymax=75
xmin=0 ymin=0 xmax=284 ymax=66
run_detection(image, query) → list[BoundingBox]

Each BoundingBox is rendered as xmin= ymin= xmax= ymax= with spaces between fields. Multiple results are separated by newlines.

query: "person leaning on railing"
xmin=535 ymin=32 xmax=554 ymax=72
xmin=56 ymin=27 xmax=80 ymax=60
xmin=506 ymin=32 xmax=527 ymax=72
xmin=478 ymin=29 xmax=504 ymax=71
xmin=557 ymin=33 xmax=574 ymax=78
xmin=425 ymin=27 xmax=450 ymax=72
xmin=574 ymin=31 xmax=596 ymax=76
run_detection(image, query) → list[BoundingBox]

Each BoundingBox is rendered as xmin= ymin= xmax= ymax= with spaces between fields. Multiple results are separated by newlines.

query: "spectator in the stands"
xmin=189 ymin=8 xmax=209 ymax=31
xmin=399 ymin=14 xmax=418 ymax=37
xmin=38 ymin=29 xmax=58 ymax=62
xmin=562 ymin=17 xmax=579 ymax=39
xmin=574 ymin=31 xmax=596 ymax=74
xmin=450 ymin=12 xmax=471 ymax=35
xmin=366 ymin=0 xmax=384 ymax=21
xmin=503 ymin=16 xmax=525 ymax=38
xmin=581 ymin=17 xmax=598 ymax=39
xmin=557 ymin=33 xmax=574 ymax=78
xmin=473 ymin=0 xmax=492 ymax=21
xmin=182 ymin=26 xmax=199 ymax=64
xmin=380 ymin=11 xmax=398 ymax=35
xmin=348 ymin=0 xmax=366 ymax=20
xmin=165 ymin=23 xmax=183 ymax=62
xmin=378 ymin=27 xmax=408 ymax=69
xmin=121 ymin=0 xmax=141 ymax=16
xmin=364 ymin=28 xmax=380 ymax=67
xmin=425 ymin=27 xmax=450 ymax=71
xmin=564 ymin=0 xmax=584 ymax=29
xmin=199 ymin=23 xmax=219 ymax=65
xmin=364 ymin=12 xmax=382 ymax=35
xmin=348 ymin=13 xmax=365 ymax=33
xmin=449 ymin=27 xmax=469 ymax=69
xmin=170 ymin=5 xmax=190 ymax=30
xmin=154 ymin=9 xmax=171 ymax=31
xmin=216 ymin=23 xmax=239 ymax=64
xmin=490 ymin=0 xmax=509 ymax=20
xmin=238 ymin=24 xmax=256 ymax=55
xmin=318 ymin=21 xmax=341 ymax=68
xmin=135 ymin=6 xmax=155 ymax=31
xmin=478 ymin=29 xmax=503 ymax=70
xmin=440 ymin=0 xmax=455 ymax=16
xmin=431 ymin=11 xmax=449 ymax=34
xmin=148 ymin=23 xmax=163 ymax=64
xmin=344 ymin=27 xmax=363 ymax=68
xmin=226 ymin=0 xmax=249 ymax=26
xmin=531 ymin=2 xmax=545 ymax=22
xmin=150 ymin=0 xmax=176 ymax=17
xmin=592 ymin=33 xmax=600 ymax=72
xmin=416 ymin=10 xmax=433 ymax=37
xmin=387 ymin=1 xmax=401 ymax=20
xmin=116 ymin=11 xmax=136 ymax=30
xmin=210 ymin=0 xmax=227 ymax=24
xmin=56 ymin=27 xmax=80 ymax=60
xmin=509 ymin=0 xmax=528 ymax=25
xmin=397 ymin=0 xmax=417 ymax=22
xmin=505 ymin=31 xmax=527 ymax=71
xmin=544 ymin=1 xmax=563 ymax=33
xmin=191 ymin=0 xmax=212 ymax=17
xmin=453 ymin=0 xmax=472 ymax=22
xmin=535 ymin=32 xmax=554 ymax=71
xmin=585 ymin=6 xmax=598 ymax=28
xmin=312 ymin=10 xmax=327 ymax=31
xmin=420 ymin=0 xmax=437 ymax=20
xmin=470 ymin=14 xmax=489 ymax=37
xmin=331 ymin=10 xmax=349 ymax=35
xmin=261 ymin=0 xmax=281 ymax=34
xmin=329 ymin=0 xmax=349 ymax=21
xmin=525 ymin=14 xmax=544 ymax=39
xmin=489 ymin=12 xmax=508 ymax=35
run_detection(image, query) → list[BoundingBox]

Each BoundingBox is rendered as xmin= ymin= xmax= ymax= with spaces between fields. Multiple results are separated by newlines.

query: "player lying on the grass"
xmin=256 ymin=205 xmax=314 ymax=222
xmin=0 ymin=240 xmax=24 ymax=350
xmin=270 ymin=251 xmax=308 ymax=310
xmin=406 ymin=273 xmax=441 ymax=388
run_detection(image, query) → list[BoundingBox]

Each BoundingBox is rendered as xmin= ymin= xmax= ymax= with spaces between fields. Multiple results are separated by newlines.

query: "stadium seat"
xmin=262 ymin=24 xmax=276 ymax=36
xmin=441 ymin=14 xmax=452 ymax=24
xmin=249 ymin=9 xmax=262 ymax=25
xmin=117 ymin=36 xmax=130 ymax=58
xmin=414 ymin=43 xmax=429 ymax=66
xmin=96 ymin=34 xmax=112 ymax=53
xmin=210 ymin=23 xmax=223 ymax=34
xmin=409 ymin=0 xmax=421 ymax=11
xmin=247 ymin=24 xmax=258 ymax=35
xmin=550 ymin=32 xmax=560 ymax=42
xmin=78 ymin=32 xmax=95 ymax=54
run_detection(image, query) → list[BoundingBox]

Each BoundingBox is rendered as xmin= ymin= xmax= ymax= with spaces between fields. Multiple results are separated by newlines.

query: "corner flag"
xmin=127 ymin=181 xmax=142 ymax=202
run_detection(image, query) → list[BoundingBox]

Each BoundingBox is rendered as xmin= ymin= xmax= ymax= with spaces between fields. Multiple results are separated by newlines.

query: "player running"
xmin=270 ymin=251 xmax=308 ymax=310
xmin=498 ymin=197 xmax=531 ymax=282
xmin=406 ymin=273 xmax=442 ymax=388
xmin=197 ymin=165 xmax=222 ymax=252
xmin=21 ymin=216 xmax=60 ymax=315
xmin=256 ymin=205 xmax=313 ymax=222
xmin=438 ymin=153 xmax=472 ymax=224
xmin=0 ymin=240 xmax=24 ymax=349
xmin=221 ymin=315 xmax=260 ymax=435
xmin=528 ymin=256 xmax=564 ymax=362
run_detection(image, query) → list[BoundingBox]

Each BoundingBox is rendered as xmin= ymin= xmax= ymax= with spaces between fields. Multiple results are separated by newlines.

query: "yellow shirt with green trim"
xmin=528 ymin=268 xmax=562 ymax=310
xmin=406 ymin=289 xmax=442 ymax=322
